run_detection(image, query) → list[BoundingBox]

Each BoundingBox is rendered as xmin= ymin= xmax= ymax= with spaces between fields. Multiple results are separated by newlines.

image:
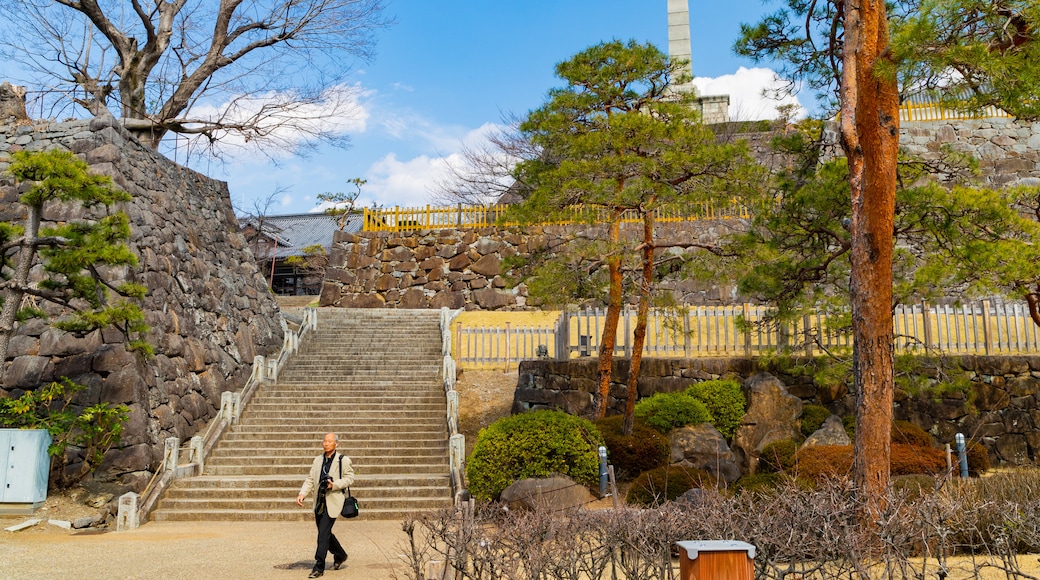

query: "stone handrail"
xmin=439 ymin=307 xmax=466 ymax=501
xmin=125 ymin=307 xmax=319 ymax=529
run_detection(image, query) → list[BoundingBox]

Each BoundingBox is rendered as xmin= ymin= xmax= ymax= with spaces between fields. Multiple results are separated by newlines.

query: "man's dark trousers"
xmin=313 ymin=508 xmax=347 ymax=572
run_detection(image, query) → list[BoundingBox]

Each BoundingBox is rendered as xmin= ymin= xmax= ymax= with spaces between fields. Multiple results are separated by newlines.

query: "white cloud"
xmin=182 ymin=83 xmax=372 ymax=158
xmin=693 ymin=67 xmax=806 ymax=121
xmin=363 ymin=153 xmax=457 ymax=207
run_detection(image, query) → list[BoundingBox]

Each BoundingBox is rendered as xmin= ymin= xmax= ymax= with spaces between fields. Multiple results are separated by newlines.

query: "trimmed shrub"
xmin=800 ymin=404 xmax=831 ymax=438
xmin=795 ymin=443 xmax=946 ymax=485
xmin=892 ymin=474 xmax=939 ymax=501
xmin=633 ymin=391 xmax=711 ymax=435
xmin=891 ymin=420 xmax=933 ymax=448
xmin=466 ymin=410 xmax=604 ymax=501
xmin=685 ymin=379 xmax=746 ymax=439
xmin=731 ymin=472 xmax=788 ymax=495
xmin=626 ymin=465 xmax=717 ymax=507
xmin=759 ymin=439 xmax=799 ymax=474
xmin=967 ymin=442 xmax=990 ymax=476
xmin=841 ymin=415 xmax=856 ymax=440
xmin=794 ymin=445 xmax=853 ymax=483
xmin=592 ymin=415 xmax=668 ymax=482
xmin=891 ymin=444 xmax=946 ymax=475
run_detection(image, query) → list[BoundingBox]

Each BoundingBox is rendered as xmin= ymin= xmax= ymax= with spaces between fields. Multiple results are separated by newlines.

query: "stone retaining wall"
xmin=0 ymin=115 xmax=283 ymax=488
xmin=321 ymin=220 xmax=745 ymax=310
xmin=514 ymin=355 xmax=1040 ymax=466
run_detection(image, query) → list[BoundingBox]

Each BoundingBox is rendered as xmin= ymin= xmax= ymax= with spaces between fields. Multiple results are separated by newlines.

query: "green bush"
xmin=592 ymin=415 xmax=668 ymax=482
xmin=800 ymin=404 xmax=831 ymax=438
xmin=466 ymin=410 xmax=604 ymax=501
xmin=626 ymin=465 xmax=717 ymax=507
xmin=634 ymin=391 xmax=711 ymax=434
xmin=759 ymin=439 xmax=799 ymax=474
xmin=685 ymin=379 xmax=746 ymax=439
xmin=731 ymin=472 xmax=790 ymax=495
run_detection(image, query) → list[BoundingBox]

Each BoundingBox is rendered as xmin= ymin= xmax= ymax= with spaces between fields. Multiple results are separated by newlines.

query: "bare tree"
xmin=0 ymin=0 xmax=390 ymax=153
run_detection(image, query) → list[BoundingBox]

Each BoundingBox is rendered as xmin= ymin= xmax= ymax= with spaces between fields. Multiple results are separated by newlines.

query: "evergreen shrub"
xmin=759 ymin=439 xmax=799 ymax=473
xmin=731 ymin=472 xmax=788 ymax=495
xmin=800 ymin=404 xmax=831 ymax=438
xmin=967 ymin=442 xmax=990 ymax=475
xmin=685 ymin=379 xmax=746 ymax=439
xmin=626 ymin=465 xmax=717 ymax=507
xmin=633 ymin=391 xmax=711 ymax=434
xmin=592 ymin=415 xmax=668 ymax=482
xmin=466 ymin=410 xmax=604 ymax=501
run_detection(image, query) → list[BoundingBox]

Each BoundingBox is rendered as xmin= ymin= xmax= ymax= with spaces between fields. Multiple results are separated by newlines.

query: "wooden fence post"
xmin=981 ymin=299 xmax=993 ymax=355
xmin=742 ymin=303 xmax=752 ymax=357
xmin=921 ymin=301 xmax=932 ymax=353
xmin=505 ymin=322 xmax=511 ymax=371
xmin=683 ymin=309 xmax=692 ymax=358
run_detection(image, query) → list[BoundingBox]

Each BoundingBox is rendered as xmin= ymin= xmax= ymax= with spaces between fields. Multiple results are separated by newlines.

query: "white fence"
xmin=453 ymin=300 xmax=1040 ymax=368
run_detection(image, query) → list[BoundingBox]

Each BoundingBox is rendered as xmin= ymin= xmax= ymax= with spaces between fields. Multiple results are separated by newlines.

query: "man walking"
xmin=297 ymin=432 xmax=354 ymax=578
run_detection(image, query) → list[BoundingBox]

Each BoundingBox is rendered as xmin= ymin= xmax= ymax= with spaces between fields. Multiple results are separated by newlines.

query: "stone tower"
xmin=667 ymin=0 xmax=697 ymax=95
xmin=667 ymin=0 xmax=730 ymax=123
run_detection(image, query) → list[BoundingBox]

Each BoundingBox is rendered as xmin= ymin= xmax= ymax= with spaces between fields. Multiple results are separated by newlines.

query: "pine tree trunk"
xmin=623 ymin=212 xmax=654 ymax=436
xmin=841 ymin=0 xmax=901 ymax=520
xmin=596 ymin=217 xmax=623 ymax=419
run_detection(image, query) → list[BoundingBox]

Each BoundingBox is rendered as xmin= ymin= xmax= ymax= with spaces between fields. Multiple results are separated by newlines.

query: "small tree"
xmin=510 ymin=40 xmax=757 ymax=433
xmin=0 ymin=378 xmax=129 ymax=488
xmin=0 ymin=149 xmax=148 ymax=381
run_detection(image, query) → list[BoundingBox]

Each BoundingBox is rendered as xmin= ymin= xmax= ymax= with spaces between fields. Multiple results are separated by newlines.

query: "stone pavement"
xmin=0 ymin=519 xmax=413 ymax=579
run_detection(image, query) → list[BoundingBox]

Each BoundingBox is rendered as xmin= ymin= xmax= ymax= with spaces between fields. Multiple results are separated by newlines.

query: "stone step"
xmin=210 ymin=446 xmax=446 ymax=458
xmin=205 ymin=463 xmax=447 ymax=476
xmin=216 ymin=437 xmax=448 ymax=449
xmin=224 ymin=429 xmax=446 ymax=440
xmin=207 ymin=451 xmax=447 ymax=464
xmin=153 ymin=495 xmax=451 ymax=513
xmin=164 ymin=485 xmax=450 ymax=500
xmin=234 ymin=419 xmax=445 ymax=429
xmin=150 ymin=505 xmax=450 ymax=522
xmin=250 ymin=396 xmax=445 ymax=405
xmin=171 ymin=474 xmax=450 ymax=490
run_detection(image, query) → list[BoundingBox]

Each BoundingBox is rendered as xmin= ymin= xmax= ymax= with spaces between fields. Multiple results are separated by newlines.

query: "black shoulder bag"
xmin=338 ymin=455 xmax=359 ymax=518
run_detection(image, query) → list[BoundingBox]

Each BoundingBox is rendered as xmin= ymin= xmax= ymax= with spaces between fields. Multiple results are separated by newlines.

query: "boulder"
xmin=801 ymin=415 xmax=851 ymax=449
xmin=732 ymin=372 xmax=803 ymax=474
xmin=669 ymin=423 xmax=741 ymax=484
xmin=499 ymin=475 xmax=594 ymax=511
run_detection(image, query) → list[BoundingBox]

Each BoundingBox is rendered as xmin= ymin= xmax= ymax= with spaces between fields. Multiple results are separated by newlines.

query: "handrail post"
xmin=164 ymin=437 xmax=179 ymax=472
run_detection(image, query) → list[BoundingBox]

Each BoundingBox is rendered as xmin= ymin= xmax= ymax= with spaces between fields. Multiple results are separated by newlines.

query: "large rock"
xmin=801 ymin=415 xmax=851 ymax=449
xmin=499 ymin=475 xmax=595 ymax=511
xmin=670 ymin=423 xmax=741 ymax=483
xmin=732 ymin=373 xmax=803 ymax=474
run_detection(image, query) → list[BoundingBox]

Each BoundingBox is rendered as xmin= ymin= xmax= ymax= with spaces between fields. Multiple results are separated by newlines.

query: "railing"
xmin=362 ymin=201 xmax=750 ymax=233
xmin=124 ymin=307 xmax=320 ymax=529
xmin=439 ymin=307 xmax=466 ymax=503
xmin=900 ymin=92 xmax=1012 ymax=123
xmin=451 ymin=300 xmax=1040 ymax=368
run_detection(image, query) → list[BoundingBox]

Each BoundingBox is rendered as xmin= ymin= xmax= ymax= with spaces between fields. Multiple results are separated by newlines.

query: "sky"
xmin=183 ymin=1 xmax=807 ymax=216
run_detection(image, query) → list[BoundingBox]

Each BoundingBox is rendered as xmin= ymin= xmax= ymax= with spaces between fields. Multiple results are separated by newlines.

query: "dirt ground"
xmin=453 ymin=369 xmax=518 ymax=457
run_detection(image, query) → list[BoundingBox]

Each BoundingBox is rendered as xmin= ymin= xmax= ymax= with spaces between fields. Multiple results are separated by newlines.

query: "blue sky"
xmin=194 ymin=1 xmax=806 ymax=216
xmin=2 ymin=1 xmax=802 ymax=215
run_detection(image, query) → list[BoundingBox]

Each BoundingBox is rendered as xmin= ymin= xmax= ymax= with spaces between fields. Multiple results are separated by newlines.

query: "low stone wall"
xmin=1 ymin=115 xmax=283 ymax=487
xmin=514 ymin=355 xmax=1040 ymax=466
xmin=320 ymin=220 xmax=745 ymax=310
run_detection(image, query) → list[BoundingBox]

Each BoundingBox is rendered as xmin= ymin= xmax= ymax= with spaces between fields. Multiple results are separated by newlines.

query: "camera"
xmin=318 ymin=475 xmax=332 ymax=493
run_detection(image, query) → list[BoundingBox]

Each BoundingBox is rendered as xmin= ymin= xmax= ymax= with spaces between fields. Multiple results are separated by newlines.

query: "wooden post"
xmin=742 ymin=303 xmax=752 ymax=357
xmin=683 ymin=309 xmax=692 ymax=358
xmin=921 ymin=301 xmax=932 ymax=353
xmin=455 ymin=322 xmax=462 ymax=365
xmin=504 ymin=322 xmax=511 ymax=371
xmin=804 ymin=313 xmax=813 ymax=358
xmin=981 ymin=299 xmax=993 ymax=355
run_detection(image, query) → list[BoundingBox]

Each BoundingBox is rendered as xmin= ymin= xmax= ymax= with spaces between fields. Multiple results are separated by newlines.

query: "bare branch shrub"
xmin=397 ymin=470 xmax=1040 ymax=579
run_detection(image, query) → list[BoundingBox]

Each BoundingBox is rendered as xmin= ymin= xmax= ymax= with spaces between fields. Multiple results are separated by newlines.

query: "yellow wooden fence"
xmin=362 ymin=201 xmax=750 ymax=233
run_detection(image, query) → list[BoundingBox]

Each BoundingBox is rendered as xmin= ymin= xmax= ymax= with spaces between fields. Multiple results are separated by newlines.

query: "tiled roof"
xmin=241 ymin=212 xmax=363 ymax=259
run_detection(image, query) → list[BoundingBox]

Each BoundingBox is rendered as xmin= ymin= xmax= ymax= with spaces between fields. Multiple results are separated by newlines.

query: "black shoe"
xmin=333 ymin=554 xmax=348 ymax=570
xmin=308 ymin=570 xmax=323 ymax=578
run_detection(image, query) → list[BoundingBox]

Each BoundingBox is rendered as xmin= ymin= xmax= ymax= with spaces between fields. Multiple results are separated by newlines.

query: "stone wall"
xmin=899 ymin=119 xmax=1040 ymax=187
xmin=321 ymin=220 xmax=745 ymax=310
xmin=513 ymin=355 xmax=1040 ymax=466
xmin=0 ymin=115 xmax=283 ymax=488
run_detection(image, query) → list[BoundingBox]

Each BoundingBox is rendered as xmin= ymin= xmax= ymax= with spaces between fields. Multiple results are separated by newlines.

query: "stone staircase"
xmin=151 ymin=308 xmax=453 ymax=521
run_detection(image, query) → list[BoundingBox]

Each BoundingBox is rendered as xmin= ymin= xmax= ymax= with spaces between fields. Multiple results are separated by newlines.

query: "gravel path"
xmin=1 ymin=520 xmax=412 ymax=579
